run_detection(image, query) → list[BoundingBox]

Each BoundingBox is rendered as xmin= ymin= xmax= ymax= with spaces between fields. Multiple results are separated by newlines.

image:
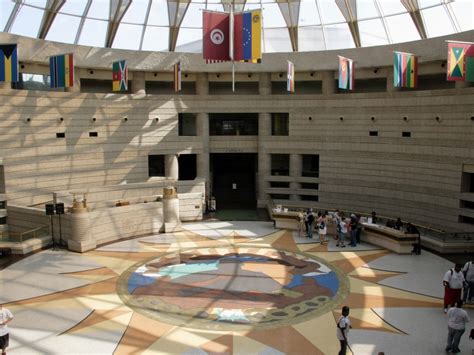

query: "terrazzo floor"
xmin=1 ymin=221 xmax=473 ymax=354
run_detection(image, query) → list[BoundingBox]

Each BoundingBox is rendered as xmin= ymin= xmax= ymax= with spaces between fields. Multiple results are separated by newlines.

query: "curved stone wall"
xmin=0 ymin=32 xmax=473 ymax=233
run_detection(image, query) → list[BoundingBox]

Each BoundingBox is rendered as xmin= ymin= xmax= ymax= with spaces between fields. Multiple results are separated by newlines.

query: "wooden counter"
xmin=361 ymin=223 xmax=418 ymax=254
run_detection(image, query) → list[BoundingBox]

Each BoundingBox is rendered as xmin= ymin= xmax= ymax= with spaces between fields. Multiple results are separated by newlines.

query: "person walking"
xmin=445 ymin=300 xmax=470 ymax=354
xmin=462 ymin=260 xmax=474 ymax=304
xmin=336 ymin=306 xmax=352 ymax=355
xmin=443 ymin=264 xmax=466 ymax=313
xmin=0 ymin=304 xmax=13 ymax=355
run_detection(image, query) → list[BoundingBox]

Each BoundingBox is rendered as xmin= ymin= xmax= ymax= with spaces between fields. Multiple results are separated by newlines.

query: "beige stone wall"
xmin=0 ymin=32 xmax=473 ymax=233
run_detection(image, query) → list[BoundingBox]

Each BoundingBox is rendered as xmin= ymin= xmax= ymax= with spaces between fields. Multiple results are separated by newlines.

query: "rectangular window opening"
xmin=369 ymin=131 xmax=378 ymax=136
xmin=402 ymin=131 xmax=411 ymax=137
xmin=89 ymin=132 xmax=98 ymax=137
xmin=56 ymin=132 xmax=65 ymax=138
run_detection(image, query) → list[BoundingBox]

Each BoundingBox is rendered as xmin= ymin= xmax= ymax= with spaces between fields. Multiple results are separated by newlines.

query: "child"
xmin=0 ymin=304 xmax=13 ymax=355
xmin=336 ymin=306 xmax=352 ymax=355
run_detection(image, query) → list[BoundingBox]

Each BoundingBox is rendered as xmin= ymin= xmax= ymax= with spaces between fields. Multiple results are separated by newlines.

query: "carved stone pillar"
xmin=162 ymin=186 xmax=182 ymax=232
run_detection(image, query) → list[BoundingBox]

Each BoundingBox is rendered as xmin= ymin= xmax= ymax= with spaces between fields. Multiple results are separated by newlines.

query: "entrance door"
xmin=211 ymin=153 xmax=257 ymax=209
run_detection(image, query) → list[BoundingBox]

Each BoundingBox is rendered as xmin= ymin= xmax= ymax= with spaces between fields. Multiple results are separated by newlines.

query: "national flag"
xmin=203 ymin=11 xmax=230 ymax=62
xmin=233 ymin=10 xmax=262 ymax=62
xmin=393 ymin=51 xmax=417 ymax=88
xmin=338 ymin=56 xmax=354 ymax=90
xmin=50 ymin=53 xmax=74 ymax=88
xmin=112 ymin=60 xmax=128 ymax=92
xmin=447 ymin=41 xmax=474 ymax=81
xmin=174 ymin=61 xmax=181 ymax=92
xmin=0 ymin=44 xmax=19 ymax=82
xmin=287 ymin=61 xmax=294 ymax=93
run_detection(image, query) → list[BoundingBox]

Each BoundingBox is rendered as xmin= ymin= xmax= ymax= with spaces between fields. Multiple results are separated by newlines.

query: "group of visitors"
xmin=297 ymin=209 xmax=328 ymax=244
xmin=443 ymin=261 xmax=474 ymax=353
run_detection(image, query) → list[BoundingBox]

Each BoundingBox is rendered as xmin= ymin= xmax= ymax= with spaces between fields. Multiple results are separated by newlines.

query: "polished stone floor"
xmin=1 ymin=221 xmax=473 ymax=354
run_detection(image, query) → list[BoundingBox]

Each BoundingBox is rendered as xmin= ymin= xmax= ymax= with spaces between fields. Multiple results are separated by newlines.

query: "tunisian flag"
xmin=203 ymin=11 xmax=230 ymax=62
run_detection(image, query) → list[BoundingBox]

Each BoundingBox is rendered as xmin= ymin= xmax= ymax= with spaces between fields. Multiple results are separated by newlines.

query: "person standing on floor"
xmin=445 ymin=300 xmax=470 ymax=354
xmin=336 ymin=306 xmax=352 ymax=355
xmin=297 ymin=210 xmax=305 ymax=238
xmin=306 ymin=209 xmax=314 ymax=239
xmin=0 ymin=304 xmax=13 ymax=355
xmin=318 ymin=213 xmax=328 ymax=244
xmin=443 ymin=264 xmax=466 ymax=313
xmin=462 ymin=260 xmax=474 ymax=304
xmin=349 ymin=214 xmax=358 ymax=247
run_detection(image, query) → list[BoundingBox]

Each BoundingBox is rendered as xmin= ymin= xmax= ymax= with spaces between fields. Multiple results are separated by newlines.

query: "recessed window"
xmin=402 ymin=131 xmax=411 ymax=137
xmin=0 ymin=216 xmax=6 ymax=225
xmin=148 ymin=155 xmax=165 ymax=177
xmin=369 ymin=131 xmax=378 ymax=136
xmin=301 ymin=183 xmax=319 ymax=190
xmin=271 ymin=154 xmax=290 ymax=176
xmin=0 ymin=201 xmax=6 ymax=209
xmin=270 ymin=181 xmax=290 ymax=188
xmin=178 ymin=113 xmax=197 ymax=136
xmin=302 ymin=155 xmax=319 ymax=177
xmin=271 ymin=113 xmax=289 ymax=136
xmin=461 ymin=172 xmax=474 ymax=193
xmin=301 ymin=195 xmax=319 ymax=201
xmin=459 ymin=215 xmax=474 ymax=225
xmin=178 ymin=154 xmax=197 ymax=180
xmin=209 ymin=113 xmax=258 ymax=135
xmin=56 ymin=132 xmax=65 ymax=138
xmin=89 ymin=132 xmax=98 ymax=137
xmin=460 ymin=200 xmax=474 ymax=210
xmin=270 ymin=194 xmax=290 ymax=200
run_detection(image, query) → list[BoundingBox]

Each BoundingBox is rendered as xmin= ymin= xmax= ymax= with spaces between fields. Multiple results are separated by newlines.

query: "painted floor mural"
xmin=1 ymin=221 xmax=473 ymax=354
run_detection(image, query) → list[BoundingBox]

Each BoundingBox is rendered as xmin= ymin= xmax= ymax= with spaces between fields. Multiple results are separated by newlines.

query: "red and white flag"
xmin=203 ymin=11 xmax=230 ymax=62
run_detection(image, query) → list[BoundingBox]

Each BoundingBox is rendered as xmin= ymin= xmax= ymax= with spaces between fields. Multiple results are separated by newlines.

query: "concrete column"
xmin=132 ymin=71 xmax=146 ymax=95
xmin=259 ymin=73 xmax=271 ymax=95
xmin=196 ymin=73 xmax=209 ymax=95
xmin=257 ymin=113 xmax=271 ymax=206
xmin=165 ymin=154 xmax=179 ymax=180
xmin=162 ymin=187 xmax=182 ymax=232
xmin=290 ymin=154 xmax=301 ymax=201
xmin=196 ymin=113 xmax=210 ymax=197
xmin=66 ymin=67 xmax=81 ymax=93
xmin=322 ymin=71 xmax=336 ymax=94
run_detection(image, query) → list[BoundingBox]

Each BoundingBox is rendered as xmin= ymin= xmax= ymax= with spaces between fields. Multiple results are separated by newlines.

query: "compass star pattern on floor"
xmin=1 ymin=221 xmax=472 ymax=354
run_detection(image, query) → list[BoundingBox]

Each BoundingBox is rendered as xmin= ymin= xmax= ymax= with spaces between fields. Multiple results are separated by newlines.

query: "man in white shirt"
xmin=446 ymin=300 xmax=470 ymax=354
xmin=462 ymin=260 xmax=474 ymax=304
xmin=0 ymin=304 xmax=13 ymax=355
xmin=336 ymin=306 xmax=352 ymax=355
xmin=443 ymin=264 xmax=465 ymax=313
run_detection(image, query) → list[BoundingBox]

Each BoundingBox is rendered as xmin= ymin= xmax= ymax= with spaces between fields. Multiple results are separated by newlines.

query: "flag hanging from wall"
xmin=0 ymin=44 xmax=19 ymax=82
xmin=112 ymin=60 xmax=128 ymax=92
xmin=338 ymin=55 xmax=354 ymax=90
xmin=393 ymin=51 xmax=417 ymax=88
xmin=287 ymin=60 xmax=294 ymax=93
xmin=233 ymin=10 xmax=262 ymax=62
xmin=447 ymin=41 xmax=474 ymax=81
xmin=50 ymin=53 xmax=74 ymax=88
xmin=203 ymin=11 xmax=231 ymax=62
xmin=174 ymin=61 xmax=181 ymax=92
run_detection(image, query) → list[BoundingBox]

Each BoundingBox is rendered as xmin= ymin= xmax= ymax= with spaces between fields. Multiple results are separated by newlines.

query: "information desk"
xmin=361 ymin=223 xmax=418 ymax=254
xmin=272 ymin=211 xmax=300 ymax=230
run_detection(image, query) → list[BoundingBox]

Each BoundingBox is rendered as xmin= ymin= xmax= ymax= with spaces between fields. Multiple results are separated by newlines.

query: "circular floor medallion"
xmin=118 ymin=247 xmax=349 ymax=330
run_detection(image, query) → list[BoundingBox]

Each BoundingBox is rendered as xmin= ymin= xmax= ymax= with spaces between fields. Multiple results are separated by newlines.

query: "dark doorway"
xmin=178 ymin=154 xmax=197 ymax=180
xmin=211 ymin=153 xmax=257 ymax=209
